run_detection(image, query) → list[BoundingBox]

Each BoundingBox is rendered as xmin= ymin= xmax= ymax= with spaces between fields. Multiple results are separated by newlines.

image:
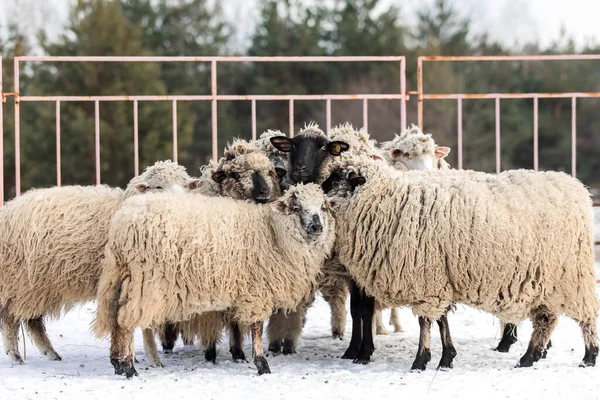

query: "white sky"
xmin=0 ymin=0 xmax=598 ymax=50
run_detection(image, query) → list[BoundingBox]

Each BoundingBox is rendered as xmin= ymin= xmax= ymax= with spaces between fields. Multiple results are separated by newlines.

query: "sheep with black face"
xmin=269 ymin=122 xmax=350 ymax=185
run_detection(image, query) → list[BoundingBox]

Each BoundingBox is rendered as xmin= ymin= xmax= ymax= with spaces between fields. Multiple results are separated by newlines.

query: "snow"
xmin=2 ymin=291 xmax=600 ymax=400
xmin=1 ymin=210 xmax=599 ymax=399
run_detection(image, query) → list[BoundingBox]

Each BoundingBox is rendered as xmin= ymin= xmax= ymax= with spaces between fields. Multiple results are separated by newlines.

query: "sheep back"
xmin=337 ymin=166 xmax=597 ymax=323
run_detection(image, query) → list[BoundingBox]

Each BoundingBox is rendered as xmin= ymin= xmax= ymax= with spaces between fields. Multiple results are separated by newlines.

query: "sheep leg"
xmin=251 ymin=322 xmax=270 ymax=375
xmin=436 ymin=313 xmax=457 ymax=369
xmin=542 ymin=340 xmax=552 ymax=359
xmin=353 ymin=293 xmax=375 ymax=364
xmin=341 ymin=280 xmax=362 ymax=360
xmin=228 ymin=322 xmax=246 ymax=362
xmin=495 ymin=322 xmax=518 ymax=353
xmin=579 ymin=319 xmax=599 ymax=367
xmin=389 ymin=308 xmax=404 ymax=333
xmin=25 ymin=317 xmax=62 ymax=361
xmin=110 ymin=324 xmax=138 ymax=378
xmin=321 ymin=286 xmax=347 ymax=339
xmin=141 ymin=328 xmax=163 ymax=367
xmin=266 ymin=309 xmax=284 ymax=354
xmin=374 ymin=305 xmax=389 ymax=336
xmin=1 ymin=313 xmax=24 ymax=364
xmin=517 ymin=308 xmax=557 ymax=368
xmin=411 ymin=317 xmax=432 ymax=371
xmin=158 ymin=322 xmax=178 ymax=354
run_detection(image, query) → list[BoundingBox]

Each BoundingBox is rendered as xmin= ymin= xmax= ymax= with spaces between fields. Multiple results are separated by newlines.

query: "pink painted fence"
xmin=4 ymin=56 xmax=407 ymax=201
xmin=0 ymin=55 xmax=598 ymax=249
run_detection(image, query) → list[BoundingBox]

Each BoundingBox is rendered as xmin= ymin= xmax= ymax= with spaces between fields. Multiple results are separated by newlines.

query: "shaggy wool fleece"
xmin=334 ymin=158 xmax=598 ymax=325
xmin=93 ymin=184 xmax=336 ymax=335
xmin=0 ymin=161 xmax=193 ymax=321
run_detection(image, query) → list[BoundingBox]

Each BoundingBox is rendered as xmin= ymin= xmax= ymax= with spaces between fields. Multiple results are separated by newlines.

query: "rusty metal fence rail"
xmin=417 ymin=54 xmax=600 ymax=176
xmin=6 ymin=56 xmax=407 ymax=199
xmin=0 ymin=55 xmax=598 ymax=249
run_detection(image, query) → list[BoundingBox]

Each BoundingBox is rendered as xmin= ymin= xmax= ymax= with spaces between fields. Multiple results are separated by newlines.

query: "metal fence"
xmin=4 ymin=56 xmax=407 ymax=200
xmin=0 ymin=55 xmax=598 ymax=248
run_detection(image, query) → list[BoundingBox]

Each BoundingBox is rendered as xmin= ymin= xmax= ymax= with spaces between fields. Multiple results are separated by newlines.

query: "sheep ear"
xmin=212 ymin=170 xmax=226 ymax=183
xmin=326 ymin=196 xmax=342 ymax=211
xmin=270 ymin=199 xmax=288 ymax=213
xmin=371 ymin=153 xmax=384 ymax=161
xmin=348 ymin=172 xmax=366 ymax=189
xmin=389 ymin=148 xmax=403 ymax=160
xmin=270 ymin=136 xmax=292 ymax=152
xmin=434 ymin=146 xmax=451 ymax=159
xmin=327 ymin=141 xmax=350 ymax=156
xmin=134 ymin=183 xmax=151 ymax=193
xmin=187 ymin=179 xmax=201 ymax=190
xmin=273 ymin=160 xmax=287 ymax=178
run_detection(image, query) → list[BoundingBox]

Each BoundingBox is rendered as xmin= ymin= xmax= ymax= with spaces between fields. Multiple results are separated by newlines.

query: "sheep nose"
xmin=259 ymin=186 xmax=268 ymax=194
xmin=307 ymin=215 xmax=323 ymax=235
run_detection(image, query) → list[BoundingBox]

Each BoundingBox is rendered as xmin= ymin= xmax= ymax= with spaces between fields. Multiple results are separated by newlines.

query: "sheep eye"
xmin=291 ymin=205 xmax=301 ymax=212
xmin=155 ymin=186 xmax=163 ymax=190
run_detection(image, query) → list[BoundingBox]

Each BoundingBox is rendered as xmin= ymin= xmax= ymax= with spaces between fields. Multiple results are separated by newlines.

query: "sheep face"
xmin=272 ymin=183 xmax=333 ymax=242
xmin=212 ymin=153 xmax=281 ymax=204
xmin=125 ymin=160 xmax=194 ymax=198
xmin=270 ymin=135 xmax=349 ymax=184
xmin=322 ymin=165 xmax=366 ymax=200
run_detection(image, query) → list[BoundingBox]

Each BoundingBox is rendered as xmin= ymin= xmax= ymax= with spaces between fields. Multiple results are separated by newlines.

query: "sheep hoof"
xmin=282 ymin=339 xmax=296 ymax=355
xmin=332 ymin=331 xmax=344 ymax=340
xmin=437 ymin=347 xmax=457 ymax=369
xmin=375 ymin=325 xmax=390 ymax=335
xmin=341 ymin=346 xmax=359 ymax=360
xmin=183 ymin=340 xmax=194 ymax=346
xmin=111 ymin=357 xmax=138 ymax=378
xmin=411 ymin=349 xmax=431 ymax=371
xmin=204 ymin=347 xmax=217 ymax=363
xmin=352 ymin=356 xmax=371 ymax=365
xmin=11 ymin=356 xmax=25 ymax=365
xmin=254 ymin=356 xmax=271 ymax=375
xmin=580 ymin=344 xmax=598 ymax=367
xmin=268 ymin=341 xmax=282 ymax=355
xmin=230 ymin=346 xmax=246 ymax=362
xmin=541 ymin=340 xmax=553 ymax=359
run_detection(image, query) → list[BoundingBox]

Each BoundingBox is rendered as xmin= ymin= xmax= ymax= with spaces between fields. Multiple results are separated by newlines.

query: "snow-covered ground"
xmin=2 ymin=294 xmax=600 ymax=399
xmin=1 ymin=211 xmax=599 ymax=399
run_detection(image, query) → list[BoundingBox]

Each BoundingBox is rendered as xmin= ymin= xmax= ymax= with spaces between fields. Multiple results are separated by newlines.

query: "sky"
xmin=0 ymin=0 xmax=598 ymax=50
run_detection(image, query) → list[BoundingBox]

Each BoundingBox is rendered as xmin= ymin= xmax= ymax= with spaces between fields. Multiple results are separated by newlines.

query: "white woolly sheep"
xmin=143 ymin=140 xmax=283 ymax=366
xmin=0 ymin=160 xmax=195 ymax=364
xmin=330 ymin=157 xmax=599 ymax=370
xmin=93 ymin=183 xmax=336 ymax=377
xmin=374 ymin=124 xmax=451 ymax=335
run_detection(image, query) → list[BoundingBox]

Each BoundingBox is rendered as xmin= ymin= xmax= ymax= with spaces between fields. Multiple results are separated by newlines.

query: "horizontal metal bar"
xmin=16 ymin=56 xmax=405 ymax=63
xmin=423 ymin=92 xmax=600 ymax=100
xmin=18 ymin=94 xmax=407 ymax=102
xmin=420 ymin=55 xmax=600 ymax=62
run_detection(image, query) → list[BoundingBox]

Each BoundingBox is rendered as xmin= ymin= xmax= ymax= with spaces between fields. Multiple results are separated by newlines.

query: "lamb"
xmin=328 ymin=156 xmax=599 ymax=369
xmin=0 ymin=160 xmax=195 ymax=364
xmin=92 ymin=183 xmax=336 ymax=377
xmin=145 ymin=139 xmax=283 ymax=365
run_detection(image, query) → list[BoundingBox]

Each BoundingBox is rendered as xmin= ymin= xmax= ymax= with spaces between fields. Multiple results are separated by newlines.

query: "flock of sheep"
xmin=0 ymin=122 xmax=597 ymax=379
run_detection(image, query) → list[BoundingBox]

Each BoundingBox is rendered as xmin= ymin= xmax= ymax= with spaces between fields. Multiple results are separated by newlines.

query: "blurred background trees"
xmin=1 ymin=0 xmax=599 ymax=198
